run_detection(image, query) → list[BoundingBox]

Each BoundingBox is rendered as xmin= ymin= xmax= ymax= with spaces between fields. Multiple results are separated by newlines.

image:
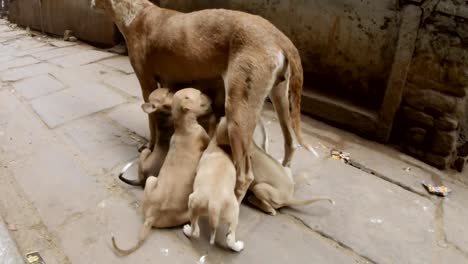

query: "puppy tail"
xmin=111 ymin=217 xmax=154 ymax=256
xmin=286 ymin=197 xmax=335 ymax=207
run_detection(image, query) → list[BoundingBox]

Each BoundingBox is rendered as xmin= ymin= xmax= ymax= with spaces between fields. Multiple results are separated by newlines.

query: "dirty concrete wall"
xmin=393 ymin=0 xmax=468 ymax=170
xmin=8 ymin=0 xmax=117 ymax=46
xmin=159 ymin=0 xmax=401 ymax=110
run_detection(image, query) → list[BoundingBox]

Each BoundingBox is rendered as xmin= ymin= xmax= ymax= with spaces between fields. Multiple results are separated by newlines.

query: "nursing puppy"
xmin=112 ymin=88 xmax=212 ymax=256
xmin=183 ymin=117 xmax=244 ymax=252
xmin=119 ymin=88 xmax=174 ymax=187
xmin=248 ymin=121 xmax=334 ymax=215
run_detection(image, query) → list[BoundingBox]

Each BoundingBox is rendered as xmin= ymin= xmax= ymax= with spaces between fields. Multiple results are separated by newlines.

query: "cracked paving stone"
xmin=281 ymin=158 xmax=436 ymax=264
xmin=99 ymin=56 xmax=134 ymax=74
xmin=30 ymin=83 xmax=126 ymax=128
xmin=56 ymin=115 xmax=139 ymax=173
xmin=442 ymin=181 xmax=468 ymax=254
xmin=12 ymin=74 xmax=65 ymax=100
xmin=107 ymin=103 xmax=149 ymax=140
xmin=49 ymin=49 xmax=116 ymax=68
xmin=0 ymin=62 xmax=61 ymax=82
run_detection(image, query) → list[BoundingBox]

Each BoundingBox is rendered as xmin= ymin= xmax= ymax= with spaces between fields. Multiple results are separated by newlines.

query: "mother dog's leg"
xmin=225 ymin=51 xmax=285 ymax=202
xmin=269 ymin=70 xmax=295 ymax=167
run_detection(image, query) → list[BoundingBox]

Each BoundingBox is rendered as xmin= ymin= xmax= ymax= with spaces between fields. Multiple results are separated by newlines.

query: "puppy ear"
xmin=141 ymin=103 xmax=157 ymax=114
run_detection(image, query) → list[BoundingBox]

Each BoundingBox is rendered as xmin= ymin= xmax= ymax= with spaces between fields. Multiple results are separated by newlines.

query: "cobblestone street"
xmin=1 ymin=20 xmax=468 ymax=264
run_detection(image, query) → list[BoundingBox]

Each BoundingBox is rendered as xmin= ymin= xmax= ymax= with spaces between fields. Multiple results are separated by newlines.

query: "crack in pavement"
xmin=281 ymin=212 xmax=378 ymax=264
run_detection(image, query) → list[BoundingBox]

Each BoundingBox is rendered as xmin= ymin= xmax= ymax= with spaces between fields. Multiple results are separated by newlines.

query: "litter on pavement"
xmin=422 ymin=182 xmax=452 ymax=197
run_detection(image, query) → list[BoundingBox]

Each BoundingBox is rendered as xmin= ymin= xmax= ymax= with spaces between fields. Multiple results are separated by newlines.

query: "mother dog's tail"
xmin=287 ymin=48 xmax=317 ymax=156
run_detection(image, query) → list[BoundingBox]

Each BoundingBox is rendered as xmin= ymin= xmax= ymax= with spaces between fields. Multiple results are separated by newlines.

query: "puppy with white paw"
xmin=183 ymin=117 xmax=244 ymax=252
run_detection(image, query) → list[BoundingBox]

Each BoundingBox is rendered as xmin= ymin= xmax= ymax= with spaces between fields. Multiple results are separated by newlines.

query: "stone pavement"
xmin=0 ymin=19 xmax=468 ymax=264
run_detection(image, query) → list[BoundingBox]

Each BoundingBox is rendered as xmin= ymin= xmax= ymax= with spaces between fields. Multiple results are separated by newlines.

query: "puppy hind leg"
xmin=208 ymin=204 xmax=221 ymax=245
xmin=225 ymin=201 xmax=244 ymax=252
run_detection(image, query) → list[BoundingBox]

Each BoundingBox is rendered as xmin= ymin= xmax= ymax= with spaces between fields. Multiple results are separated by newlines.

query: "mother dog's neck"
xmin=106 ymin=0 xmax=153 ymax=33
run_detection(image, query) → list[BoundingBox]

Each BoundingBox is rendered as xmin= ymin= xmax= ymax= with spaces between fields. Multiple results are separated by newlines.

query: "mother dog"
xmin=92 ymin=0 xmax=312 ymax=201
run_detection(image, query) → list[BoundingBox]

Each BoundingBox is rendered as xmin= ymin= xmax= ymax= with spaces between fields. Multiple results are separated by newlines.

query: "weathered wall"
xmin=8 ymin=0 xmax=117 ymax=46
xmin=158 ymin=0 xmax=401 ymax=110
xmin=393 ymin=0 xmax=468 ymax=170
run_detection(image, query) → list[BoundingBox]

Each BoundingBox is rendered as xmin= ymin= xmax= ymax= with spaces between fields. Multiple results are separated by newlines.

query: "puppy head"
xmin=141 ymin=88 xmax=173 ymax=115
xmin=173 ymin=88 xmax=212 ymax=117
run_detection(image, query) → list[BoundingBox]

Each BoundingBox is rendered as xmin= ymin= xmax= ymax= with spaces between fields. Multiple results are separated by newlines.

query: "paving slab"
xmin=55 ymin=115 xmax=139 ymax=174
xmin=14 ymin=44 xmax=57 ymax=57
xmin=50 ymin=63 xmax=120 ymax=87
xmin=0 ymin=216 xmax=24 ymax=264
xmin=33 ymin=45 xmax=92 ymax=61
xmin=30 ymin=83 xmax=126 ymax=128
xmin=49 ymin=50 xmax=116 ymax=68
xmin=0 ymin=62 xmax=61 ymax=82
xmin=281 ymin=158 xmax=436 ymax=264
xmin=106 ymin=103 xmax=150 ymax=140
xmin=103 ymin=73 xmax=142 ymax=98
xmin=99 ymin=56 xmax=135 ymax=74
xmin=12 ymin=74 xmax=65 ymax=100
xmin=56 ymin=196 xmax=200 ymax=264
xmin=442 ymin=181 xmax=468 ymax=254
xmin=0 ymin=56 xmax=38 ymax=72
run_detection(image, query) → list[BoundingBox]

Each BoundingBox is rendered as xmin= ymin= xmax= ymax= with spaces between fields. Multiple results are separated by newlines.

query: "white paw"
xmin=183 ymin=224 xmax=192 ymax=237
xmin=231 ymin=241 xmax=244 ymax=252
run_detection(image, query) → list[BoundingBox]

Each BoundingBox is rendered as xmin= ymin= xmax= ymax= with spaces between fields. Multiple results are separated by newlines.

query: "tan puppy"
xmin=119 ymin=88 xmax=174 ymax=187
xmin=248 ymin=123 xmax=334 ymax=215
xmin=112 ymin=88 xmax=212 ymax=256
xmin=183 ymin=117 xmax=244 ymax=252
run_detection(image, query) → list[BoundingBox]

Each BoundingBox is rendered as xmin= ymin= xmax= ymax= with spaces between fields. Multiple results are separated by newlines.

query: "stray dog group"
xmin=91 ymin=0 xmax=334 ymax=256
xmin=114 ymin=88 xmax=334 ymax=255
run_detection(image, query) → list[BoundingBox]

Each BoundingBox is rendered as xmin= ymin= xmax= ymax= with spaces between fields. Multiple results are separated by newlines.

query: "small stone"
xmin=63 ymin=29 xmax=74 ymax=41
xmin=435 ymin=116 xmax=459 ymax=131
xmin=405 ymin=127 xmax=427 ymax=145
xmin=400 ymin=106 xmax=434 ymax=127
xmin=68 ymin=36 xmax=78 ymax=42
xmin=404 ymin=84 xmax=457 ymax=114
xmin=429 ymin=130 xmax=457 ymax=156
xmin=424 ymin=152 xmax=451 ymax=169
xmin=453 ymin=156 xmax=466 ymax=172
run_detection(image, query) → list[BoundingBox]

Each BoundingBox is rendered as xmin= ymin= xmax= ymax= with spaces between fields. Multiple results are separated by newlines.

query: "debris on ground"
xmin=160 ymin=248 xmax=169 ymax=256
xmin=26 ymin=251 xmax=45 ymax=264
xmin=63 ymin=30 xmax=75 ymax=41
xmin=422 ymin=182 xmax=452 ymax=197
xmin=108 ymin=43 xmax=128 ymax=55
xmin=7 ymin=224 xmax=17 ymax=231
xmin=331 ymin=150 xmax=350 ymax=163
xmin=403 ymin=167 xmax=411 ymax=172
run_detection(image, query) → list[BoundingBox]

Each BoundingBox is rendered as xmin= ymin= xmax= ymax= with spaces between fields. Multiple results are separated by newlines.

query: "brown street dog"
xmin=183 ymin=117 xmax=244 ymax=252
xmin=92 ymin=0 xmax=313 ymax=203
xmin=111 ymin=88 xmax=212 ymax=256
xmin=119 ymin=88 xmax=174 ymax=187
xmin=248 ymin=123 xmax=335 ymax=215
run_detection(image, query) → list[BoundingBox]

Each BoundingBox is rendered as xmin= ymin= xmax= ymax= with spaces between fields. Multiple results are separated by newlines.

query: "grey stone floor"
xmin=1 ymin=19 xmax=468 ymax=264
